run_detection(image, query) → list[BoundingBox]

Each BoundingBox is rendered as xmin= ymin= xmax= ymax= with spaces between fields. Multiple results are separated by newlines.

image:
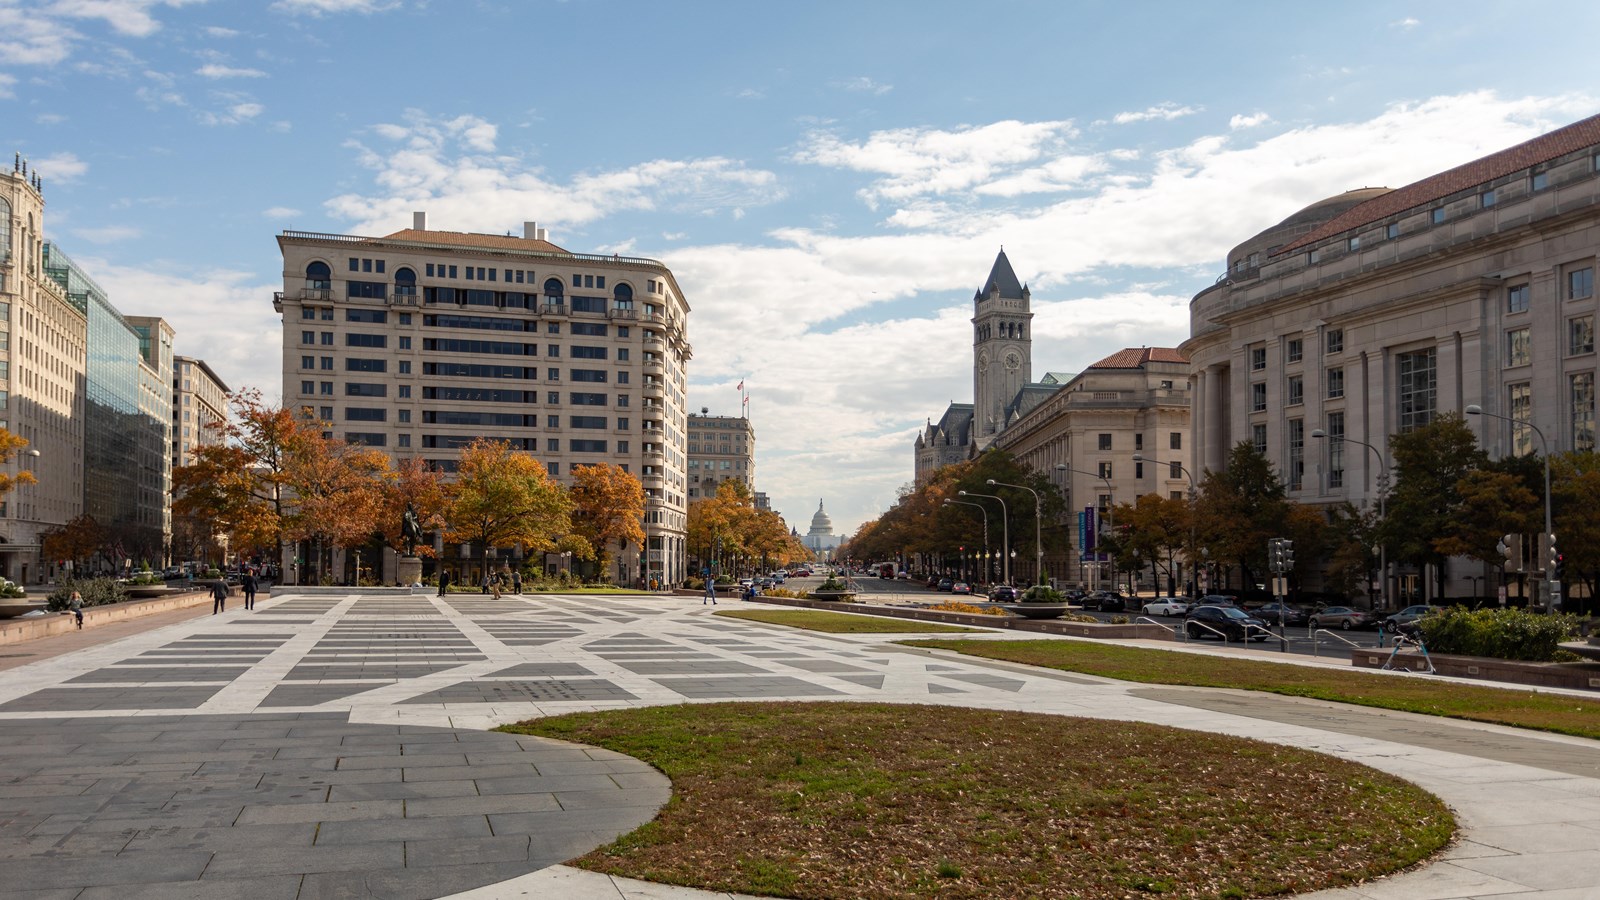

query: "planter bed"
xmin=1352 ymin=648 xmax=1600 ymax=691
xmin=753 ymin=596 xmax=1174 ymax=640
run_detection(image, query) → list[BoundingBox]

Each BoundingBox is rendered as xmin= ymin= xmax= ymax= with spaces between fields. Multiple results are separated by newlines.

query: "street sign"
xmin=1083 ymin=507 xmax=1096 ymax=551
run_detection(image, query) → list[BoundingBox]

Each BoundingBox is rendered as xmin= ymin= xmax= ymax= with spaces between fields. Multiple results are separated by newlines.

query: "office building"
xmin=687 ymin=411 xmax=755 ymax=499
xmin=275 ymin=213 xmax=692 ymax=586
xmin=171 ymin=355 xmax=230 ymax=469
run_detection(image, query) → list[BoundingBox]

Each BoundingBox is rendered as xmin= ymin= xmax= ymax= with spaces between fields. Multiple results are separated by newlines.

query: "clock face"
xmin=1005 ymin=351 xmax=1022 ymax=372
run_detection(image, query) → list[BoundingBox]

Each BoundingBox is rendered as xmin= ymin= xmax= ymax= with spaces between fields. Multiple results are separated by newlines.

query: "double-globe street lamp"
xmin=959 ymin=490 xmax=1009 ymax=585
xmin=1310 ymin=428 xmax=1390 ymax=609
xmin=1465 ymin=404 xmax=1556 ymax=609
xmin=943 ymin=498 xmax=992 ymax=585
xmin=987 ymin=479 xmax=1044 ymax=585
xmin=1132 ymin=454 xmax=1196 ymax=595
xmin=1054 ymin=464 xmax=1113 ymax=590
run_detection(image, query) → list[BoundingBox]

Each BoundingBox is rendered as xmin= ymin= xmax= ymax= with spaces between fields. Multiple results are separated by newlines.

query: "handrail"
xmin=1183 ymin=619 xmax=1233 ymax=642
xmin=1133 ymin=616 xmax=1180 ymax=639
xmin=1311 ymin=628 xmax=1364 ymax=656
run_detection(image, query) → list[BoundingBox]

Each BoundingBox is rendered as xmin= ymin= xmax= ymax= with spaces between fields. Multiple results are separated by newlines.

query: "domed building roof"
xmin=1226 ymin=187 xmax=1393 ymax=271
xmin=808 ymin=500 xmax=834 ymax=536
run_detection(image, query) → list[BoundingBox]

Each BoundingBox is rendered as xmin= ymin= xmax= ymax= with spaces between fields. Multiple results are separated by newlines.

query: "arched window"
xmin=393 ymin=266 xmax=416 ymax=296
xmin=613 ymin=282 xmax=634 ymax=310
xmin=543 ymin=277 xmax=565 ymax=303
xmin=0 ymin=196 xmax=11 ymax=264
xmin=306 ymin=261 xmax=331 ymax=290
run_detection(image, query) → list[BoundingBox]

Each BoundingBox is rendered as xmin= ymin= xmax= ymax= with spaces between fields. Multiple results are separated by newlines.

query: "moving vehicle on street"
xmin=1382 ymin=604 xmax=1435 ymax=631
xmin=1307 ymin=606 xmax=1372 ymax=630
xmin=1252 ymin=602 xmax=1308 ymax=627
xmin=1185 ymin=605 xmax=1271 ymax=642
xmin=1140 ymin=597 xmax=1190 ymax=617
xmin=951 ymin=582 xmax=972 ymax=595
xmin=937 ymin=578 xmax=955 ymax=592
xmin=987 ymin=585 xmax=1021 ymax=602
xmin=1085 ymin=591 xmax=1126 ymax=612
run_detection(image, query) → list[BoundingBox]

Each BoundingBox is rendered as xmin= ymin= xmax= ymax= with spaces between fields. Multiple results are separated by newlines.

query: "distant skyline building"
xmin=802 ymin=499 xmax=840 ymax=557
xmin=172 ymin=355 xmax=230 ymax=471
xmin=128 ymin=315 xmax=175 ymax=558
xmin=687 ymin=410 xmax=755 ymax=500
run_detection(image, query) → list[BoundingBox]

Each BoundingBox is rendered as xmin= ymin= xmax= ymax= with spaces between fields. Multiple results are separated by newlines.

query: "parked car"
xmin=1198 ymin=594 xmax=1240 ymax=607
xmin=951 ymin=582 xmax=972 ymax=595
xmin=1252 ymin=602 xmax=1309 ymax=627
xmin=1382 ymin=604 xmax=1435 ymax=631
xmin=757 ymin=577 xmax=776 ymax=590
xmin=987 ymin=585 xmax=1021 ymax=602
xmin=1185 ymin=605 xmax=1271 ymax=642
xmin=1307 ymin=606 xmax=1371 ymax=630
xmin=937 ymin=578 xmax=955 ymax=592
xmin=1086 ymin=591 xmax=1126 ymax=612
xmin=1140 ymin=597 xmax=1190 ymax=617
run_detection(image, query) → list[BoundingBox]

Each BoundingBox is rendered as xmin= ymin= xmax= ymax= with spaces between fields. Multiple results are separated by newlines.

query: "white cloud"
xmin=835 ymin=76 xmax=892 ymax=96
xmin=271 ymin=0 xmax=400 ymax=15
xmin=36 ymin=111 xmax=66 ymax=124
xmin=203 ymin=25 xmax=240 ymax=37
xmin=47 ymin=0 xmax=195 ymax=38
xmin=71 ymin=224 xmax=142 ymax=243
xmin=326 ymin=110 xmax=785 ymax=235
xmin=735 ymin=87 xmax=764 ymax=100
xmin=196 ymin=63 xmax=267 ymax=79
xmin=1229 ymin=111 xmax=1270 ymax=129
xmin=31 ymin=151 xmax=89 ymax=182
xmin=0 ymin=73 xmax=14 ymax=99
xmin=0 ymin=7 xmax=79 ymax=65
xmin=262 ymin=206 xmax=302 ymax=218
xmin=200 ymin=98 xmax=263 ymax=125
xmin=1112 ymin=102 xmax=1202 ymax=125
xmin=1391 ymin=17 xmax=1421 ymax=29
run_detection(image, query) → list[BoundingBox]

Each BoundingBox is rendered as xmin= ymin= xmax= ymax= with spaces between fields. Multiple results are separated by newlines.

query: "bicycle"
xmin=1381 ymin=625 xmax=1436 ymax=674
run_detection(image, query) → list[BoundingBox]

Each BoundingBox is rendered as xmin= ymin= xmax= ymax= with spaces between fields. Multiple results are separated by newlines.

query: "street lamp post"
xmin=1311 ymin=428 xmax=1390 ymax=609
xmin=1055 ymin=464 xmax=1114 ymax=591
xmin=960 ymin=490 xmax=1009 ymax=584
xmin=1465 ymin=404 xmax=1556 ymax=609
xmin=988 ymin=479 xmax=1043 ymax=585
xmin=1133 ymin=454 xmax=1196 ymax=595
xmin=944 ymin=498 xmax=991 ymax=587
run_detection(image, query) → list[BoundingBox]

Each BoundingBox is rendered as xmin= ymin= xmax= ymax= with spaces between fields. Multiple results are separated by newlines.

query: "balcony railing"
xmin=607 ymin=307 xmax=638 ymax=320
xmin=542 ymin=303 xmax=569 ymax=316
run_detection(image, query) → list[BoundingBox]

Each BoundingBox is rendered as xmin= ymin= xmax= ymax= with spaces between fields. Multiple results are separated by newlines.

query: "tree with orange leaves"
xmin=568 ymin=463 xmax=645 ymax=581
xmin=443 ymin=439 xmax=572 ymax=584
xmin=377 ymin=456 xmax=449 ymax=559
xmin=284 ymin=428 xmax=391 ymax=583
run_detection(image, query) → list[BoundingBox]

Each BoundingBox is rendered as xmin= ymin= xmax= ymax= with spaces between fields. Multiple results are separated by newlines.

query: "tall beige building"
xmin=686 ymin=411 xmax=755 ymax=499
xmin=172 ymin=355 xmax=230 ymax=470
xmin=128 ymin=316 xmax=175 ymax=560
xmin=275 ymin=213 xmax=692 ymax=586
xmin=0 ymin=162 xmax=87 ymax=584
xmin=1183 ymin=112 xmax=1600 ymax=603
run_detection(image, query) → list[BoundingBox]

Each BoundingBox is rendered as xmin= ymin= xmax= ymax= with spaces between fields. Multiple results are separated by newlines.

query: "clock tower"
xmin=972 ymin=249 xmax=1032 ymax=448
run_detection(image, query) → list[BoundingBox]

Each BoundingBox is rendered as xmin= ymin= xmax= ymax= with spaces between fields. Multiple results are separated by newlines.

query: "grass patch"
xmin=905 ymin=639 xmax=1600 ymax=740
xmin=503 ymin=702 xmax=1453 ymax=899
xmin=714 ymin=609 xmax=982 ymax=634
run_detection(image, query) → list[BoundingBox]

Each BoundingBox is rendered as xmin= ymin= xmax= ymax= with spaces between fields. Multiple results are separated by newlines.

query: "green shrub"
xmin=1021 ymin=585 xmax=1064 ymax=603
xmin=47 ymin=577 xmax=128 ymax=611
xmin=1419 ymin=606 xmax=1580 ymax=661
xmin=0 ymin=580 xmax=25 ymax=598
xmin=817 ymin=577 xmax=848 ymax=592
xmin=685 ymin=576 xmax=705 ymax=591
xmin=129 ymin=571 xmax=164 ymax=586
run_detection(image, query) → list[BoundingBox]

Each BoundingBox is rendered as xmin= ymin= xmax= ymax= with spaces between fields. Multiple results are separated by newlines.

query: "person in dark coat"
xmin=211 ymin=580 xmax=227 ymax=615
xmin=511 ymin=570 xmax=521 ymax=594
xmin=242 ymin=571 xmax=258 ymax=610
xmin=438 ymin=569 xmax=452 ymax=597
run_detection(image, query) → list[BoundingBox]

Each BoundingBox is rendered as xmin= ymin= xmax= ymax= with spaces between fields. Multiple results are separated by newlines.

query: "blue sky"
xmin=6 ymin=0 xmax=1600 ymax=537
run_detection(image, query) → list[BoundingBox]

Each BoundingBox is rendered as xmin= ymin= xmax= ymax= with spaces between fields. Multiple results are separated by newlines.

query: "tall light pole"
xmin=960 ymin=490 xmax=1009 ymax=584
xmin=1133 ymin=454 xmax=1196 ymax=595
xmin=943 ymin=498 xmax=991 ymax=584
xmin=1055 ymin=464 xmax=1114 ymax=590
xmin=1465 ymin=404 xmax=1555 ymax=609
xmin=988 ymin=479 xmax=1043 ymax=585
xmin=1311 ymin=428 xmax=1389 ymax=608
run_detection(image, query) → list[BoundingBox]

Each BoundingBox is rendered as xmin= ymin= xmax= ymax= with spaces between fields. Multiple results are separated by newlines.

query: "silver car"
xmin=1141 ymin=597 xmax=1190 ymax=616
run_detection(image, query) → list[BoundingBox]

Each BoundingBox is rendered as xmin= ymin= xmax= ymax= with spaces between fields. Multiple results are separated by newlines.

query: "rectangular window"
xmin=547 ymin=438 xmax=560 ymax=452
xmin=570 ymin=392 xmax=607 ymax=406
xmin=346 ymin=280 xmax=386 ymax=299
xmin=1507 ymin=284 xmax=1530 ymax=314
xmin=570 ymin=439 xmax=608 ymax=453
xmin=399 ymin=361 xmax=411 ymax=374
xmin=397 ymin=434 xmax=410 ymax=448
xmin=617 ymin=394 xmax=630 ymax=407
xmin=1570 ymin=316 xmax=1595 ymax=355
xmin=1386 ymin=222 xmax=1400 ymax=240
xmin=1326 ymin=411 xmax=1345 ymax=489
xmin=617 ymin=348 xmax=629 ymax=361
xmin=300 ymin=380 xmax=314 ymax=394
xmin=1169 ymin=432 xmax=1181 ymax=450
xmin=426 ymin=263 xmax=434 ymax=277
xmin=344 ymin=408 xmax=386 ymax=422
xmin=1287 ymin=375 xmax=1304 ymax=406
xmin=321 ymin=332 xmax=334 ymax=345
xmin=320 ymin=356 xmax=334 ymax=370
xmin=547 ymin=345 xmax=560 ymax=357
xmin=1287 ymin=418 xmax=1304 ymax=491
xmin=1326 ymin=328 xmax=1344 ymax=354
xmin=1397 ymin=349 xmax=1437 ymax=433
xmin=616 ymin=418 xmax=629 ymax=430
xmin=301 ymin=330 xmax=315 ymax=344
xmin=319 ymin=406 xmax=334 ymax=420
xmin=1134 ymin=433 xmax=1143 ymax=451
xmin=1507 ymin=327 xmax=1532 ymax=366
xmin=547 ymin=415 xmax=559 ymax=429
xmin=346 ymin=358 xmax=387 ymax=372
xmin=349 ymin=257 xmax=359 ymax=271
xmin=1098 ymin=461 xmax=1113 ymax=479
xmin=570 ymin=416 xmax=607 ymax=429
xmin=1097 ymin=433 xmax=1112 ymax=451
xmin=571 ymin=345 xmax=607 ymax=359
xmin=1570 ymin=267 xmax=1595 ymax=301
xmin=1481 ymin=189 xmax=1497 ymax=208
xmin=1251 ymin=382 xmax=1267 ymax=412
xmin=1250 ymin=346 xmax=1266 ymax=371
xmin=1532 ymin=171 xmax=1549 ymax=191
xmin=1347 ymin=236 xmax=1360 ymax=252
xmin=1509 ymin=383 xmax=1534 ymax=457
xmin=464 ymin=267 xmax=473 ymax=281
xmin=570 ymin=369 xmax=608 ymax=382
xmin=1326 ymin=367 xmax=1344 ymax=399
xmin=398 ymin=385 xmax=411 ymax=398
xmin=1286 ymin=338 xmax=1302 ymax=363
xmin=1573 ymin=373 xmax=1596 ymax=452
xmin=548 ymin=462 xmax=559 ymax=476
xmin=345 ymin=383 xmax=387 ymax=397
xmin=301 ymin=355 xmax=314 ymax=369
xmin=345 ymin=333 xmax=387 ymax=348
xmin=548 ymin=368 xmax=560 ymax=381
xmin=1252 ymin=423 xmax=1268 ymax=455
xmin=448 ymin=265 xmax=457 ymax=278
xmin=572 ymin=274 xmax=582 ymax=287
xmin=618 ymin=441 xmax=628 ymax=453
xmin=346 ymin=309 xmax=387 ymax=324
xmin=1431 ymin=208 xmax=1446 ymax=225
xmin=1169 ymin=461 xmax=1182 ymax=479
xmin=399 ymin=336 xmax=411 ymax=350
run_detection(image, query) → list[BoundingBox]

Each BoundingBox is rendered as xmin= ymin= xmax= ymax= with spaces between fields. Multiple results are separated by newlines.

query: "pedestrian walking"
xmin=481 ymin=573 xmax=489 ymax=595
xmin=511 ymin=570 xmax=521 ymax=594
xmin=242 ymin=571 xmax=258 ymax=610
xmin=438 ymin=569 xmax=452 ymax=597
xmin=211 ymin=580 xmax=228 ymax=615
xmin=491 ymin=572 xmax=503 ymax=600
xmin=704 ymin=579 xmax=717 ymax=605
xmin=69 ymin=590 xmax=84 ymax=629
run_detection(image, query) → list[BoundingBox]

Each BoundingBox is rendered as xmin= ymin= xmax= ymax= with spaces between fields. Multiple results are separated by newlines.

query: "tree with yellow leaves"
xmin=444 ymin=439 xmax=572 ymax=584
xmin=569 ymin=463 xmax=645 ymax=582
xmin=0 ymin=429 xmax=36 ymax=500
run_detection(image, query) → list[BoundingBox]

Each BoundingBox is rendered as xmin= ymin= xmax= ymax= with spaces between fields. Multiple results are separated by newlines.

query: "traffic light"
xmin=1546 ymin=532 xmax=1559 ymax=575
xmin=1556 ymin=553 xmax=1566 ymax=581
xmin=1281 ymin=540 xmax=1294 ymax=572
xmin=1267 ymin=538 xmax=1281 ymax=573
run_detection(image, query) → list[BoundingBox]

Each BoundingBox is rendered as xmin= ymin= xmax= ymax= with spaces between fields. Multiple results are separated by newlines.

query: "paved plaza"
xmin=1 ymin=591 xmax=1599 ymax=899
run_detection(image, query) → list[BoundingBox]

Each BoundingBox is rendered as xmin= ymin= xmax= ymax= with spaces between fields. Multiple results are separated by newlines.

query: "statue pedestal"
xmin=397 ymin=556 xmax=423 ymax=587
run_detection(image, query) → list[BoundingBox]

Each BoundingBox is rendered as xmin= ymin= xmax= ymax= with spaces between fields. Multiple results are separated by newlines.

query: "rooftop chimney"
xmin=536 ymin=228 xmax=547 ymax=241
xmin=524 ymin=221 xmax=537 ymax=239
xmin=413 ymin=211 xmax=427 ymax=231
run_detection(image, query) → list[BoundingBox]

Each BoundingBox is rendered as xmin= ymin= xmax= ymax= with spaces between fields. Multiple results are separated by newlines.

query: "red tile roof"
xmin=1280 ymin=112 xmax=1600 ymax=255
xmin=381 ymin=228 xmax=569 ymax=255
xmin=1088 ymin=347 xmax=1189 ymax=369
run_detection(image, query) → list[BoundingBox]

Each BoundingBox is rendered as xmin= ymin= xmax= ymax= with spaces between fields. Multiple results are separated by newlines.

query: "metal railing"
xmin=1311 ymin=628 xmax=1365 ymax=656
xmin=1132 ymin=616 xmax=1180 ymax=639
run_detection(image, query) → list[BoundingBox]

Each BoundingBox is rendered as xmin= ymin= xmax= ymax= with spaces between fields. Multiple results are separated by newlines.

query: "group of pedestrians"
xmin=435 ymin=569 xmax=521 ymax=598
xmin=211 ymin=570 xmax=260 ymax=615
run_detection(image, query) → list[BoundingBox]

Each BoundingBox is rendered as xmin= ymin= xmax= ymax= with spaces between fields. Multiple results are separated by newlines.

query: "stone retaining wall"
xmin=1351 ymin=648 xmax=1600 ymax=691
xmin=0 ymin=589 xmax=218 ymax=645
xmin=750 ymin=596 xmax=1176 ymax=640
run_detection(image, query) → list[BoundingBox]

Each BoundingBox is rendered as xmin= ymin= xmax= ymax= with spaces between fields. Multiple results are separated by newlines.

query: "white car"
xmin=1141 ymin=597 xmax=1190 ymax=616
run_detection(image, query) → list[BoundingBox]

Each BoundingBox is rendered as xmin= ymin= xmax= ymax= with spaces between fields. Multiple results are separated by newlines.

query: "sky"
xmin=6 ymin=0 xmax=1600 ymax=539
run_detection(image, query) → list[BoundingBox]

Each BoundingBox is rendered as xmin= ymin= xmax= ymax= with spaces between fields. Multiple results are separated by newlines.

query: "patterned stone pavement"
xmin=2 ymin=590 xmax=1600 ymax=899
